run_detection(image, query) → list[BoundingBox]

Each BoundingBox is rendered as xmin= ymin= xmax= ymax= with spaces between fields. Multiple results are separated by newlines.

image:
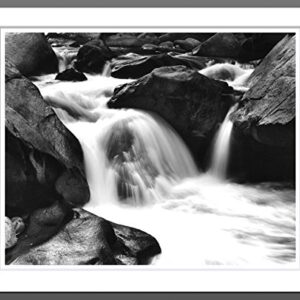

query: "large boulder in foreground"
xmin=111 ymin=53 xmax=211 ymax=79
xmin=108 ymin=65 xmax=234 ymax=165
xmin=230 ymin=35 xmax=295 ymax=181
xmin=5 ymin=59 xmax=90 ymax=216
xmin=5 ymin=33 xmax=58 ymax=76
xmin=7 ymin=206 xmax=161 ymax=265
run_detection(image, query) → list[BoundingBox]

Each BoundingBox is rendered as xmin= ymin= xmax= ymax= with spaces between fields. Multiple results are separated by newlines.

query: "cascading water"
xmin=209 ymin=104 xmax=237 ymax=179
xmin=33 ymin=60 xmax=295 ymax=267
xmin=53 ymin=47 xmax=78 ymax=72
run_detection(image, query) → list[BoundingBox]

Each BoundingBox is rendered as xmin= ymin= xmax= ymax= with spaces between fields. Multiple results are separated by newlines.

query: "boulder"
xmin=193 ymin=32 xmax=290 ymax=62
xmin=8 ymin=208 xmax=161 ymax=265
xmin=239 ymin=33 xmax=289 ymax=61
xmin=5 ymin=33 xmax=58 ymax=76
xmin=111 ymin=53 xmax=211 ymax=79
xmin=6 ymin=201 xmax=75 ymax=264
xmin=193 ymin=33 xmax=242 ymax=59
xmin=5 ymin=59 xmax=90 ymax=215
xmin=230 ymin=35 xmax=295 ymax=181
xmin=108 ymin=65 xmax=234 ymax=165
xmin=55 ymin=68 xmax=87 ymax=81
xmin=232 ymin=35 xmax=295 ymax=142
xmin=75 ymin=39 xmax=114 ymax=73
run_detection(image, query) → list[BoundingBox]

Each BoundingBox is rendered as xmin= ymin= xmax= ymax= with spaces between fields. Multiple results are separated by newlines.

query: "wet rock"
xmin=6 ymin=201 xmax=74 ymax=264
xmin=174 ymin=38 xmax=201 ymax=51
xmin=8 ymin=209 xmax=161 ymax=265
xmin=55 ymin=68 xmax=87 ymax=81
xmin=230 ymin=35 xmax=295 ymax=181
xmin=159 ymin=41 xmax=175 ymax=49
xmin=108 ymin=65 xmax=234 ymax=166
xmin=75 ymin=39 xmax=114 ymax=73
xmin=5 ymin=59 xmax=90 ymax=215
xmin=55 ymin=169 xmax=90 ymax=207
xmin=6 ymin=33 xmax=58 ymax=76
xmin=111 ymin=53 xmax=211 ymax=79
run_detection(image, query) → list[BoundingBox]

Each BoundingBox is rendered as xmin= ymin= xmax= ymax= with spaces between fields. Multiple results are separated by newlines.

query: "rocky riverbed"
xmin=5 ymin=32 xmax=295 ymax=266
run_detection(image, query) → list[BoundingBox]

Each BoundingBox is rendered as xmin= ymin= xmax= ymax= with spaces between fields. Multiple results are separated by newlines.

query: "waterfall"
xmin=209 ymin=105 xmax=237 ymax=179
xmin=40 ymin=75 xmax=198 ymax=206
xmin=33 ymin=64 xmax=295 ymax=267
xmin=53 ymin=47 xmax=78 ymax=72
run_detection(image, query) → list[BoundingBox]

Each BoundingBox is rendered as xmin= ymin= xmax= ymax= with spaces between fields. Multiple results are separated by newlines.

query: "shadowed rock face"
xmin=230 ymin=35 xmax=295 ymax=182
xmin=5 ymin=33 xmax=58 ymax=76
xmin=5 ymin=59 xmax=90 ymax=216
xmin=7 ymin=206 xmax=161 ymax=265
xmin=108 ymin=65 xmax=234 ymax=166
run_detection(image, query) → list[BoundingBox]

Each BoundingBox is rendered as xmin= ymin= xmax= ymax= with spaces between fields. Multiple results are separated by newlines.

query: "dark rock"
xmin=239 ymin=33 xmax=289 ymax=61
xmin=105 ymin=33 xmax=159 ymax=48
xmin=6 ymin=130 xmax=63 ymax=217
xmin=6 ymin=201 xmax=74 ymax=264
xmin=158 ymin=33 xmax=214 ymax=43
xmin=55 ymin=169 xmax=90 ymax=207
xmin=108 ymin=65 xmax=234 ymax=166
xmin=55 ymin=68 xmax=87 ymax=81
xmin=75 ymin=39 xmax=114 ymax=73
xmin=111 ymin=53 xmax=211 ymax=79
xmin=5 ymin=60 xmax=90 ymax=215
xmin=193 ymin=32 xmax=291 ymax=62
xmin=174 ymin=38 xmax=201 ymax=51
xmin=47 ymin=32 xmax=100 ymax=44
xmin=8 ymin=208 xmax=161 ymax=265
xmin=230 ymin=35 xmax=295 ymax=181
xmin=6 ymin=33 xmax=58 ymax=76
xmin=193 ymin=33 xmax=242 ymax=59
xmin=69 ymin=41 xmax=81 ymax=48
xmin=159 ymin=41 xmax=175 ymax=49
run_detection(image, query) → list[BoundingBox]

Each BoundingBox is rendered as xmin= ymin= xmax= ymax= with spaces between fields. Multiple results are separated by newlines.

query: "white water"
xmin=33 ymin=61 xmax=295 ymax=268
xmin=209 ymin=105 xmax=237 ymax=179
xmin=53 ymin=47 xmax=78 ymax=72
xmin=199 ymin=62 xmax=254 ymax=92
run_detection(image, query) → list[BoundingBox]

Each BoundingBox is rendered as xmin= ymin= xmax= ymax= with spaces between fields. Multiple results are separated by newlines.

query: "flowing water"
xmin=33 ymin=60 xmax=296 ymax=268
xmin=209 ymin=104 xmax=237 ymax=179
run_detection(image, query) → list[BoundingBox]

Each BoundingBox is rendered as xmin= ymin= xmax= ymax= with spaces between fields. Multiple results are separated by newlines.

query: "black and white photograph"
xmin=4 ymin=30 xmax=296 ymax=268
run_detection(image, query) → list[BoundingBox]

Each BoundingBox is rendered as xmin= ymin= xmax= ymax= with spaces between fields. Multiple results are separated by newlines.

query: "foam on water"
xmin=33 ymin=61 xmax=295 ymax=267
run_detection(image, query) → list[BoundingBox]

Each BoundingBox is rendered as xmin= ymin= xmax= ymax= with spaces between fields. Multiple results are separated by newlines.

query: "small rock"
xmin=55 ymin=68 xmax=87 ymax=82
